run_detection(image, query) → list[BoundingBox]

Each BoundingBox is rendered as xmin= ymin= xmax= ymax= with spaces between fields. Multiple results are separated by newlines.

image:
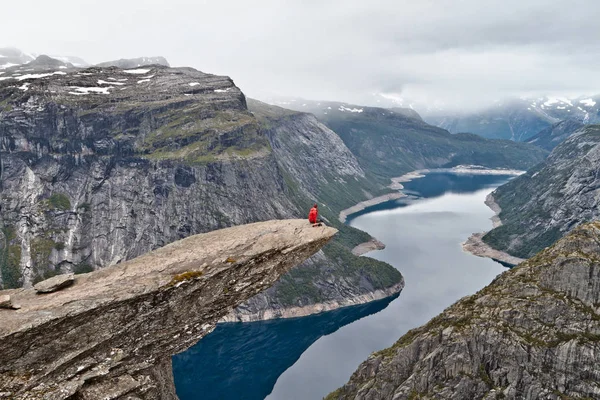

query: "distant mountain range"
xmin=0 ymin=47 xmax=167 ymax=70
xmin=423 ymin=96 xmax=600 ymax=141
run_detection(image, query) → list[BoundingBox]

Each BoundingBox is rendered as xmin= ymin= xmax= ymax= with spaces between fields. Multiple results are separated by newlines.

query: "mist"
xmin=3 ymin=0 xmax=600 ymax=111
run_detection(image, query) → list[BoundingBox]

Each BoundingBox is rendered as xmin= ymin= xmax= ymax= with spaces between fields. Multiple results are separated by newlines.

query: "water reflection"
xmin=173 ymin=296 xmax=397 ymax=400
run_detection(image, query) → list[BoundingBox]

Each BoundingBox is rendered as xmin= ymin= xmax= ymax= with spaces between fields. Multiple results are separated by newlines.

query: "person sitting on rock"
xmin=308 ymin=204 xmax=322 ymax=226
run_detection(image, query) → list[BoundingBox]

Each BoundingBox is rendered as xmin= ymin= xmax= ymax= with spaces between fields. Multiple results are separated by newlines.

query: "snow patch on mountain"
xmin=339 ymin=105 xmax=364 ymax=113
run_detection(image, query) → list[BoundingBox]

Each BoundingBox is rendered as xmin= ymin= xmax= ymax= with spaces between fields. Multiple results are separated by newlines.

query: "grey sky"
xmin=3 ymin=0 xmax=600 ymax=110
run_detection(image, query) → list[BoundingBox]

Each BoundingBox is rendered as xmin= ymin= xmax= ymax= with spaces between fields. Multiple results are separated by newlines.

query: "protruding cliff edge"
xmin=327 ymin=222 xmax=600 ymax=400
xmin=0 ymin=219 xmax=336 ymax=400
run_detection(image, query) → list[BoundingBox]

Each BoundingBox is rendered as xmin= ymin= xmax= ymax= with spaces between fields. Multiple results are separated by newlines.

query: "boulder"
xmin=0 ymin=295 xmax=21 ymax=310
xmin=33 ymin=273 xmax=75 ymax=294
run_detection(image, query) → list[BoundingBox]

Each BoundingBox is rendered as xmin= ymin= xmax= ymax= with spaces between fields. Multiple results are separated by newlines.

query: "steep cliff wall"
xmin=482 ymin=125 xmax=600 ymax=259
xmin=0 ymin=220 xmax=336 ymax=400
xmin=327 ymin=222 xmax=600 ymax=400
xmin=0 ymin=59 xmax=404 ymax=320
xmin=0 ymin=62 xmax=289 ymax=287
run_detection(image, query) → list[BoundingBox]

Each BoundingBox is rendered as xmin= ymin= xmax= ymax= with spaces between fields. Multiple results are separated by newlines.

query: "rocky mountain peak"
xmin=27 ymin=54 xmax=71 ymax=69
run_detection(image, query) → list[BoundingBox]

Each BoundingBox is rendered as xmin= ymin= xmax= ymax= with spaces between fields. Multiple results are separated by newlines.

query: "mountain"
xmin=97 ymin=56 xmax=170 ymax=68
xmin=481 ymin=125 xmax=600 ymax=259
xmin=0 ymin=57 xmax=403 ymax=319
xmin=268 ymin=98 xmax=423 ymax=122
xmin=0 ymin=48 xmax=35 ymax=69
xmin=327 ymin=221 xmax=600 ymax=400
xmin=225 ymin=100 xmax=404 ymax=321
xmin=305 ymin=103 xmax=548 ymax=181
xmin=525 ymin=119 xmax=584 ymax=151
xmin=423 ymin=96 xmax=600 ymax=141
xmin=0 ymin=48 xmax=88 ymax=69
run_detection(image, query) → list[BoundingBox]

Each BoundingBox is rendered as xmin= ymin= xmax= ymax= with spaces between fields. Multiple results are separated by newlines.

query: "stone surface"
xmin=33 ymin=273 xmax=74 ymax=293
xmin=0 ymin=219 xmax=337 ymax=400
xmin=327 ymin=222 xmax=600 ymax=400
xmin=483 ymin=125 xmax=600 ymax=259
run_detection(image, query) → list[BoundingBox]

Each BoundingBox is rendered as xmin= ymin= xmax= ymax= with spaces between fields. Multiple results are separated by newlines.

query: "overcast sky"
xmin=3 ymin=0 xmax=600 ymax=110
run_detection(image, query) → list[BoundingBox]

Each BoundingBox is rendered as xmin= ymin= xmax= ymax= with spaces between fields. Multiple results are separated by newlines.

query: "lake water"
xmin=173 ymin=172 xmax=513 ymax=400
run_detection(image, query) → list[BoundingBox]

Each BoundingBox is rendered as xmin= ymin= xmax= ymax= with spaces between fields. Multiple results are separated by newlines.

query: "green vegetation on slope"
xmin=318 ymin=108 xmax=548 ymax=181
xmin=0 ymin=226 xmax=23 ymax=289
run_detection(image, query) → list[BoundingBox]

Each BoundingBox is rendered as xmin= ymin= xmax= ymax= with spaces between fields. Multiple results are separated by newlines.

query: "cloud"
xmin=2 ymin=0 xmax=600 ymax=110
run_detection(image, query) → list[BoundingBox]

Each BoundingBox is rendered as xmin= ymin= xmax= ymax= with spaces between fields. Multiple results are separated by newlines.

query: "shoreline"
xmin=338 ymin=192 xmax=406 ymax=223
xmin=227 ymin=166 xmax=522 ymax=323
xmin=220 ymin=281 xmax=404 ymax=323
xmin=339 ymin=165 xmax=524 ymax=223
xmin=462 ymin=193 xmax=526 ymax=266
xmin=351 ymin=238 xmax=386 ymax=256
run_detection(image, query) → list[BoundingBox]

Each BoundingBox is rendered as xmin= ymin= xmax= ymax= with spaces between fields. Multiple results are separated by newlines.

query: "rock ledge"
xmin=0 ymin=219 xmax=336 ymax=400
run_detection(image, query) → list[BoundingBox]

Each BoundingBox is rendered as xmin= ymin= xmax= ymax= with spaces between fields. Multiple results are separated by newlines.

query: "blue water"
xmin=173 ymin=172 xmax=513 ymax=400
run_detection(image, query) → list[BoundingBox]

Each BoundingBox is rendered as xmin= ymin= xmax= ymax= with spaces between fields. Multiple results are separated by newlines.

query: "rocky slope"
xmin=0 ymin=219 xmax=336 ymax=400
xmin=327 ymin=221 xmax=600 ymax=400
xmin=525 ymin=119 xmax=584 ymax=151
xmin=0 ymin=56 xmax=404 ymax=320
xmin=223 ymin=100 xmax=404 ymax=321
xmin=482 ymin=125 xmax=600 ymax=259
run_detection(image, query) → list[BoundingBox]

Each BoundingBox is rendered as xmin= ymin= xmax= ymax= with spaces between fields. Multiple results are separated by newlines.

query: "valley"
xmin=0 ymin=47 xmax=599 ymax=400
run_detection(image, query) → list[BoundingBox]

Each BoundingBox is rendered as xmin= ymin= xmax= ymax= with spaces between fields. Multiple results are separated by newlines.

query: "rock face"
xmin=0 ymin=58 xmax=403 ymax=321
xmin=328 ymin=222 xmax=600 ymax=400
xmin=483 ymin=125 xmax=600 ymax=259
xmin=526 ymin=119 xmax=585 ymax=151
xmin=0 ymin=60 xmax=287 ymax=287
xmin=0 ymin=219 xmax=337 ymax=400
xmin=223 ymin=101 xmax=405 ymax=321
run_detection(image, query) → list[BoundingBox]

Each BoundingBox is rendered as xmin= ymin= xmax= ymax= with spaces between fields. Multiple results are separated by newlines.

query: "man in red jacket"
xmin=308 ymin=204 xmax=322 ymax=226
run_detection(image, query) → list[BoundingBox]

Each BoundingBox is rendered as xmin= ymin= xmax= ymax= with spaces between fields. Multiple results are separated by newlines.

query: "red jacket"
xmin=308 ymin=207 xmax=318 ymax=224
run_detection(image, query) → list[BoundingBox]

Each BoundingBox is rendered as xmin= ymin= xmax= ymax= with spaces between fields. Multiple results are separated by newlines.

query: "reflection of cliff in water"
xmin=172 ymin=295 xmax=398 ymax=400
xmin=347 ymin=172 xmax=512 ymax=221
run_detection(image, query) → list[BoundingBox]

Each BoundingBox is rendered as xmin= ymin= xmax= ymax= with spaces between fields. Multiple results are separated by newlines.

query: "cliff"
xmin=0 ymin=219 xmax=336 ymax=400
xmin=327 ymin=222 xmax=600 ymax=400
xmin=0 ymin=57 xmax=403 ymax=320
xmin=223 ymin=100 xmax=404 ymax=321
xmin=482 ymin=125 xmax=600 ymax=259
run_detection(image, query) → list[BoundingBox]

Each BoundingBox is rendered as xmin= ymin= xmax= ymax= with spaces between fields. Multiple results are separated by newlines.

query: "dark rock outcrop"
xmin=0 ymin=219 xmax=336 ymax=400
xmin=328 ymin=222 xmax=600 ymax=400
xmin=483 ymin=125 xmax=600 ymax=259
